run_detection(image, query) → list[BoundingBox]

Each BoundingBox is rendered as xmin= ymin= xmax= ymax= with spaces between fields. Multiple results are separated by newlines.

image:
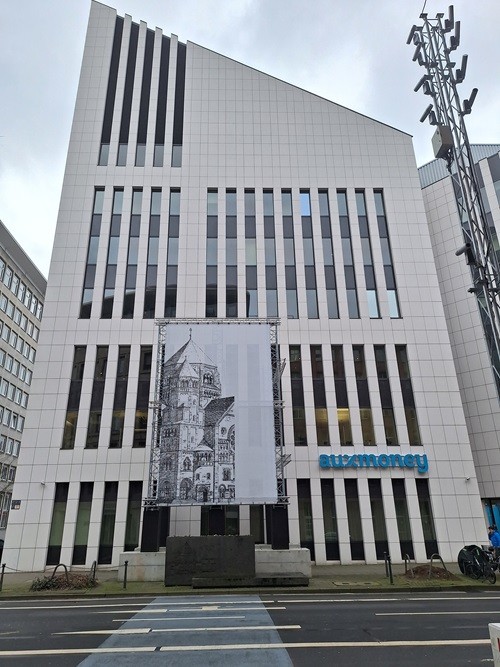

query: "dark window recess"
xmin=99 ymin=16 xmax=124 ymax=164
xmin=72 ymin=482 xmax=94 ymax=565
xmin=368 ymin=479 xmax=388 ymax=560
xmin=46 ymin=483 xmax=69 ymax=566
xmin=171 ymin=42 xmax=187 ymax=155
xmin=297 ymin=479 xmax=315 ymax=561
xmin=154 ymin=36 xmax=171 ymax=160
xmin=321 ymin=479 xmax=339 ymax=560
xmin=62 ymin=347 xmax=86 ymax=450
xmin=395 ymin=346 xmax=421 ymax=445
xmin=201 ymin=506 xmax=239 ymax=536
xmin=416 ymin=479 xmax=438 ymax=558
xmin=133 ymin=346 xmax=152 ymax=447
xmin=345 ymin=479 xmax=364 ymax=560
xmin=136 ymin=29 xmax=155 ymax=149
xmin=98 ymin=482 xmax=118 ymax=564
xmin=125 ymin=481 xmax=143 ymax=551
xmin=290 ymin=345 xmax=307 ymax=446
xmin=392 ymin=479 xmax=414 ymax=560
xmin=86 ymin=347 xmax=108 ymax=449
xmin=311 ymin=345 xmax=329 ymax=446
xmin=110 ymin=347 xmax=130 ymax=448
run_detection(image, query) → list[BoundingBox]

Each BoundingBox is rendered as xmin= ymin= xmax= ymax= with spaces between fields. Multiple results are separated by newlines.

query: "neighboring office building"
xmin=420 ymin=145 xmax=500 ymax=527
xmin=3 ymin=1 xmax=488 ymax=571
xmin=0 ymin=220 xmax=46 ymax=545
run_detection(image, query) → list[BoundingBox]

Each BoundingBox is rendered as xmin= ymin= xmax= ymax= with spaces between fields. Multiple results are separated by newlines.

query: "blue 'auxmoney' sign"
xmin=319 ymin=453 xmax=428 ymax=473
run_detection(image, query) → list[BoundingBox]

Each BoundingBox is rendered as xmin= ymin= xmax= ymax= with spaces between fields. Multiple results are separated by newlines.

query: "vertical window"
xmin=321 ymin=479 xmax=339 ymax=560
xmin=123 ymin=189 xmax=142 ymax=318
xmin=133 ymin=346 xmax=152 ymax=447
xmin=125 ymin=481 xmax=143 ymax=551
xmin=416 ymin=479 xmax=438 ymax=558
xmin=46 ymin=483 xmax=69 ymax=565
xmin=86 ymin=347 xmax=108 ymax=449
xmin=62 ymin=347 xmax=86 ymax=450
xmin=345 ymin=479 xmax=364 ymax=560
xmin=297 ymin=479 xmax=315 ymax=561
xmin=368 ymin=479 xmax=388 ymax=560
xmin=102 ymin=189 xmax=123 ymax=318
xmin=80 ymin=189 xmax=104 ymax=318
xmin=395 ymin=346 xmax=421 ymax=445
xmin=98 ymin=16 xmax=123 ymax=165
xmin=165 ymin=190 xmax=180 ymax=317
xmin=263 ymin=190 xmax=278 ymax=317
xmin=301 ymin=191 xmax=318 ymax=318
xmin=392 ymin=479 xmax=414 ymax=559
xmin=110 ymin=346 xmax=130 ymax=448
xmin=282 ymin=191 xmax=298 ymax=318
xmin=319 ymin=190 xmax=339 ymax=318
xmin=116 ymin=23 xmax=139 ymax=167
xmin=206 ymin=190 xmax=218 ymax=317
xmin=337 ymin=191 xmax=359 ymax=318
xmin=332 ymin=345 xmax=352 ymax=445
xmin=290 ymin=345 xmax=307 ymax=446
xmin=311 ymin=345 xmax=329 ymax=445
xmin=98 ymin=481 xmax=118 ymax=564
xmin=245 ymin=189 xmax=258 ymax=317
xmin=374 ymin=345 xmax=398 ymax=445
xmin=171 ymin=42 xmax=186 ymax=167
xmin=249 ymin=505 xmax=265 ymax=544
xmin=135 ymin=29 xmax=154 ymax=166
xmin=72 ymin=482 xmax=93 ymax=565
xmin=144 ymin=189 xmax=161 ymax=318
xmin=353 ymin=346 xmax=375 ymax=445
xmin=153 ymin=36 xmax=171 ymax=167
xmin=356 ymin=191 xmax=380 ymax=318
xmin=226 ymin=190 xmax=238 ymax=318
xmin=374 ymin=191 xmax=400 ymax=318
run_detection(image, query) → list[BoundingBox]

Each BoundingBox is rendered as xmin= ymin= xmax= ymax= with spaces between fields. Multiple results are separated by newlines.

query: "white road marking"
xmin=276 ymin=598 xmax=400 ymax=603
xmin=56 ymin=628 xmax=151 ymax=635
xmin=0 ymin=599 xmax=273 ymax=611
xmin=99 ymin=606 xmax=286 ymax=614
xmin=377 ymin=610 xmax=500 ymax=616
xmin=150 ymin=625 xmax=300 ymax=633
xmin=0 ymin=638 xmax=491 ymax=657
xmin=114 ymin=615 xmax=246 ymax=622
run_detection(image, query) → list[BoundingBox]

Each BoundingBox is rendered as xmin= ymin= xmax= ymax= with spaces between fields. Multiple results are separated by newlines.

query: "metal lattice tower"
xmin=408 ymin=5 xmax=500 ymax=396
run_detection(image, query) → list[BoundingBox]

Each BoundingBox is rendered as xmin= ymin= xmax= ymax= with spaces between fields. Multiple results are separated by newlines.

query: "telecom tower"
xmin=408 ymin=5 xmax=500 ymax=396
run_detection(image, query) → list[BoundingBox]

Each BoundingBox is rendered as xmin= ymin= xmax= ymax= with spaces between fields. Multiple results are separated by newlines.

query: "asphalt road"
xmin=0 ymin=591 xmax=498 ymax=665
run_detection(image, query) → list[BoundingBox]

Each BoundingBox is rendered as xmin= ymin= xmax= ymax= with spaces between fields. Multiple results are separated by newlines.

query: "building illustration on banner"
xmin=160 ymin=330 xmax=235 ymax=504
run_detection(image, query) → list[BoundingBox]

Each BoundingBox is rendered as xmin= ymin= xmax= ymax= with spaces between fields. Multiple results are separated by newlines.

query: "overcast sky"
xmin=1 ymin=0 xmax=499 ymax=277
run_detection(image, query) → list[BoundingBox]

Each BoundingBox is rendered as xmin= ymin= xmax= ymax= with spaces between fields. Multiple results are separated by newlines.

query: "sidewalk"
xmin=0 ymin=561 xmax=484 ymax=598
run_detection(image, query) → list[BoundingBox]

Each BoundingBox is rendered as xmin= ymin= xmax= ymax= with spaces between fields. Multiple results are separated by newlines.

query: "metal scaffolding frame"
xmin=408 ymin=5 xmax=500 ymax=396
xmin=145 ymin=318 xmax=289 ymax=507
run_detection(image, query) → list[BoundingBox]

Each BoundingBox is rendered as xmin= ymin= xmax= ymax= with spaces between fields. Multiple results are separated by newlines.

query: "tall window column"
xmin=72 ymin=482 xmax=94 ymax=565
xmin=374 ymin=345 xmax=398 ymax=445
xmin=297 ymin=479 xmax=315 ymax=561
xmin=368 ymin=479 xmax=388 ymax=560
xmin=98 ymin=481 xmax=118 ymax=564
xmin=290 ymin=345 xmax=307 ymax=446
xmin=80 ymin=189 xmax=104 ymax=319
xmin=374 ymin=190 xmax=401 ymax=318
xmin=164 ymin=189 xmax=180 ymax=317
xmin=392 ymin=479 xmax=414 ymax=559
xmin=206 ymin=190 xmax=218 ymax=317
xmin=356 ymin=190 xmax=380 ymax=318
xmin=337 ymin=191 xmax=359 ymax=318
xmin=319 ymin=190 xmax=339 ymax=318
xmin=332 ymin=345 xmax=352 ymax=446
xmin=245 ymin=189 xmax=258 ymax=317
xmin=133 ymin=346 xmax=152 ymax=448
xmin=123 ymin=189 xmax=142 ymax=318
xmin=110 ymin=346 xmax=130 ymax=448
xmin=62 ymin=347 xmax=86 ymax=450
xmin=301 ymin=190 xmax=318 ymax=318
xmin=395 ymin=345 xmax=421 ymax=445
xmin=311 ymin=345 xmax=329 ymax=445
xmin=46 ymin=483 xmax=69 ymax=565
xmin=86 ymin=346 xmax=108 ymax=449
xmin=416 ymin=479 xmax=438 ymax=558
xmin=102 ymin=189 xmax=123 ymax=318
xmin=282 ymin=190 xmax=298 ymax=318
xmin=125 ymin=481 xmax=143 ymax=551
xmin=225 ymin=189 xmax=237 ymax=318
xmin=321 ymin=479 xmax=339 ymax=560
xmin=263 ymin=190 xmax=278 ymax=317
xmin=353 ymin=345 xmax=375 ymax=445
xmin=144 ymin=190 xmax=161 ymax=318
xmin=345 ymin=479 xmax=364 ymax=560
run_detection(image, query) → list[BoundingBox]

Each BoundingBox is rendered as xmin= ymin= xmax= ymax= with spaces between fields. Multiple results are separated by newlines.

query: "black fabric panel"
xmin=119 ymin=22 xmax=139 ymax=143
xmin=101 ymin=17 xmax=124 ymax=143
xmin=137 ymin=29 xmax=155 ymax=143
xmin=155 ymin=36 xmax=171 ymax=144
xmin=172 ymin=42 xmax=187 ymax=145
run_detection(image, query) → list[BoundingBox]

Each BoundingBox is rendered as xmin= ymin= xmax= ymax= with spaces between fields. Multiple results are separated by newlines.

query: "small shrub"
xmin=30 ymin=573 xmax=98 ymax=591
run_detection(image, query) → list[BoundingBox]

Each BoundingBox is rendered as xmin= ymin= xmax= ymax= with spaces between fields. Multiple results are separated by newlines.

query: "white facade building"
xmin=0 ymin=220 xmax=45 ymax=545
xmin=4 ymin=2 xmax=488 ymax=571
xmin=420 ymin=145 xmax=500 ymax=527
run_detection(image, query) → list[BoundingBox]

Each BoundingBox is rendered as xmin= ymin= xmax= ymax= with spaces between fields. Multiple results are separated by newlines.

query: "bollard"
xmin=123 ymin=560 xmax=128 ymax=590
xmin=387 ymin=553 xmax=394 ymax=585
xmin=384 ymin=552 xmax=389 ymax=578
xmin=0 ymin=564 xmax=5 ymax=592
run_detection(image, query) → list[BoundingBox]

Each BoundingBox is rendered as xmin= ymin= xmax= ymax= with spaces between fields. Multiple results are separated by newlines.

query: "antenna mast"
xmin=408 ymin=5 xmax=500 ymax=396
